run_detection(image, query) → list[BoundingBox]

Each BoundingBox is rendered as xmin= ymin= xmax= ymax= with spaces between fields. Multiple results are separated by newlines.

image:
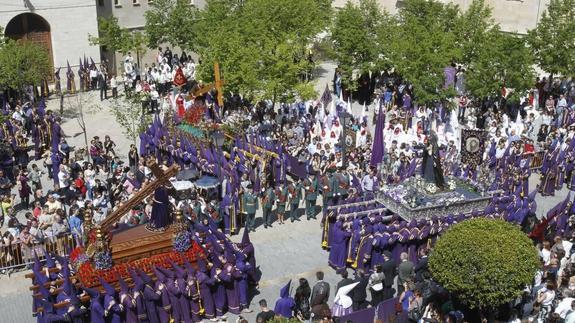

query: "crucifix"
xmin=99 ymin=158 xmax=180 ymax=230
xmin=190 ymin=62 xmax=225 ymax=107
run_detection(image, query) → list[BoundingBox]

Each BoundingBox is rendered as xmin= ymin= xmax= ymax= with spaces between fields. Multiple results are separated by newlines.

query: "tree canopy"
xmin=0 ymin=39 xmax=51 ymax=91
xmin=144 ymin=0 xmax=198 ymax=50
xmin=89 ymin=16 xmax=147 ymax=57
xmin=332 ymin=0 xmax=391 ymax=91
xmin=429 ymin=218 xmax=539 ymax=310
xmin=330 ymin=0 xmax=535 ymax=103
xmin=527 ymin=0 xmax=575 ymax=75
xmin=191 ymin=0 xmax=332 ymax=103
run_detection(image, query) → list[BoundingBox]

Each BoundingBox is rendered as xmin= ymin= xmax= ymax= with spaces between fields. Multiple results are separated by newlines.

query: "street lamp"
xmin=339 ymin=111 xmax=352 ymax=168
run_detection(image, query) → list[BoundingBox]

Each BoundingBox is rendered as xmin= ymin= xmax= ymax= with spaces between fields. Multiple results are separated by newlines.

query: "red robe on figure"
xmin=173 ymin=67 xmax=187 ymax=87
xmin=176 ymin=94 xmax=185 ymax=117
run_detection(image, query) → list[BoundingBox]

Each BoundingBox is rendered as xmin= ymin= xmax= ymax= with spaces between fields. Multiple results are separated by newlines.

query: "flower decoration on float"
xmin=93 ymin=250 xmax=113 ymax=270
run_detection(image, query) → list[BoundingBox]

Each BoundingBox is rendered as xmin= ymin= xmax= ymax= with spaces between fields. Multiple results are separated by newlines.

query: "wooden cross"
xmin=99 ymin=159 xmax=180 ymax=230
xmin=191 ymin=62 xmax=225 ymax=107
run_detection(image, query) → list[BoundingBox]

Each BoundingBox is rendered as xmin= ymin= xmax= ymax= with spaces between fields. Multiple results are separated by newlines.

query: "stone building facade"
xmin=0 ymin=0 xmax=101 ymax=75
xmin=333 ymin=0 xmax=550 ymax=34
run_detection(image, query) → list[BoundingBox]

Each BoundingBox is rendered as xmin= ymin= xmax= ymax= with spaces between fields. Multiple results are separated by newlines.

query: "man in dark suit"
xmin=311 ymin=271 xmax=330 ymax=320
xmin=351 ymin=269 xmax=369 ymax=311
xmin=335 ymin=270 xmax=353 ymax=297
xmin=311 ymin=271 xmax=330 ymax=307
xmin=415 ymin=248 xmax=429 ymax=283
xmin=398 ymin=252 xmax=415 ymax=294
xmin=381 ymin=251 xmax=396 ymax=300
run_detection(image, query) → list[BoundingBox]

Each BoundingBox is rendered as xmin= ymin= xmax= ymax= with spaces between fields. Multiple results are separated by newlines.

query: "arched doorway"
xmin=4 ymin=13 xmax=54 ymax=79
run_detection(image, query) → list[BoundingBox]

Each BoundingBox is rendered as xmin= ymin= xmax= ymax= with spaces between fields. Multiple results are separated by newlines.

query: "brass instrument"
xmin=321 ymin=212 xmax=331 ymax=249
xmin=352 ymin=235 xmax=369 ymax=269
xmin=196 ymin=279 xmax=205 ymax=315
xmin=230 ymin=204 xmax=236 ymax=234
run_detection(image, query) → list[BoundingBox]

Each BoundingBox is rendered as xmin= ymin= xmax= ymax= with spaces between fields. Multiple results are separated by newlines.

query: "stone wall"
xmin=0 ymin=0 xmax=101 ymax=72
xmin=333 ymin=0 xmax=550 ymax=34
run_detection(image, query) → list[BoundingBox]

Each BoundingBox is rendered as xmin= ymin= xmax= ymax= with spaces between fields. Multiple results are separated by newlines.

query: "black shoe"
xmin=296 ymin=218 xmax=301 ymax=221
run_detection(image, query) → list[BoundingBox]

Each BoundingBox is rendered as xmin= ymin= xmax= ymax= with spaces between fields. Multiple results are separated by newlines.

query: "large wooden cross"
xmin=191 ymin=62 xmax=225 ymax=107
xmin=100 ymin=159 xmax=180 ymax=230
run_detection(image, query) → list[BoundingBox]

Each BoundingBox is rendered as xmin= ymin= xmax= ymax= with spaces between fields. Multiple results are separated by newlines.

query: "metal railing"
xmin=529 ymin=151 xmax=545 ymax=170
xmin=0 ymin=234 xmax=77 ymax=273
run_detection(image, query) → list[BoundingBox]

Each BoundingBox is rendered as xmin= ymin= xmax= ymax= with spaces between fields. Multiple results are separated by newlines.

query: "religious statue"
xmin=146 ymin=185 xmax=173 ymax=232
xmin=422 ymin=130 xmax=445 ymax=190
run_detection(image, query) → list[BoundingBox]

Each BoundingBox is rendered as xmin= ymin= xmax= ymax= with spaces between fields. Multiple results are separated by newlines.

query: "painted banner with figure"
xmin=460 ymin=129 xmax=487 ymax=168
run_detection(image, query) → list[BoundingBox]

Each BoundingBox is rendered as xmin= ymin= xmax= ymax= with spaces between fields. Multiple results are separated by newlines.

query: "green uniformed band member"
xmin=288 ymin=179 xmax=302 ymax=222
xmin=304 ymin=172 xmax=318 ymax=220
xmin=262 ymin=184 xmax=275 ymax=228
xmin=242 ymin=184 xmax=258 ymax=232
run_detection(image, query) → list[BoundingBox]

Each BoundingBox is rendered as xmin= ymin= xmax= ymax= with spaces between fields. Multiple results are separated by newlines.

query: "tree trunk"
xmin=80 ymin=105 xmax=90 ymax=163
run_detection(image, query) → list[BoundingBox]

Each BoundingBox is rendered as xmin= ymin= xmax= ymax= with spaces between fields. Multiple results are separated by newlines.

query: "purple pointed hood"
xmin=183 ymin=260 xmax=196 ymax=276
xmin=241 ymin=228 xmax=251 ymax=246
xmin=33 ymin=250 xmax=42 ymax=272
xmin=280 ymin=280 xmax=291 ymax=298
xmin=99 ymin=277 xmax=116 ymax=296
xmin=83 ymin=286 xmax=101 ymax=299
xmin=118 ymin=275 xmax=130 ymax=294
xmin=158 ymin=266 xmax=175 ymax=279
xmin=193 ymin=257 xmax=206 ymax=272
xmin=137 ymin=268 xmax=154 ymax=285
xmin=43 ymin=249 xmax=55 ymax=268
xmin=153 ymin=265 xmax=166 ymax=283
xmin=168 ymin=260 xmax=187 ymax=279
xmin=33 ymin=267 xmax=49 ymax=285
xmin=129 ymin=268 xmax=144 ymax=291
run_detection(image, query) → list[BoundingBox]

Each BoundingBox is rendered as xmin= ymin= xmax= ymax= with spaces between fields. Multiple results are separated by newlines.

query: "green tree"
xmin=89 ymin=16 xmax=147 ymax=64
xmin=527 ymin=0 xmax=575 ymax=75
xmin=453 ymin=0 xmax=496 ymax=66
xmin=332 ymin=0 xmax=391 ymax=91
xmin=111 ymin=94 xmax=152 ymax=145
xmin=0 ymin=40 xmax=51 ymax=91
xmin=193 ymin=0 xmax=330 ymax=104
xmin=65 ymin=92 xmax=103 ymax=162
xmin=429 ymin=218 xmax=539 ymax=311
xmin=385 ymin=0 xmax=461 ymax=103
xmin=466 ymin=31 xmax=535 ymax=100
xmin=144 ymin=0 xmax=198 ymax=50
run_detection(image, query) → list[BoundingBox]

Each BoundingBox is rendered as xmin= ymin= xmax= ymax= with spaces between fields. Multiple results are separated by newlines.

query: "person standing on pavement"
xmin=98 ymin=68 xmax=107 ymax=101
xmin=288 ymin=179 xmax=302 ymax=222
xmin=304 ymin=172 xmax=318 ymax=220
xmin=381 ymin=251 xmax=397 ymax=300
xmin=261 ymin=183 xmax=275 ymax=228
xmin=311 ymin=271 xmax=330 ymax=308
xmin=368 ymin=265 xmax=385 ymax=306
xmin=110 ymin=74 xmax=118 ymax=99
xmin=335 ymin=270 xmax=353 ymax=297
xmin=256 ymin=299 xmax=275 ymax=323
xmin=398 ymin=252 xmax=415 ymax=294
xmin=351 ymin=269 xmax=369 ymax=311
xmin=242 ymin=184 xmax=258 ymax=232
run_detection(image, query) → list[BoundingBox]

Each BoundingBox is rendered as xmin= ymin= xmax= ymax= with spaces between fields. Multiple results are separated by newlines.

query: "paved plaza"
xmin=0 ymin=62 xmax=568 ymax=322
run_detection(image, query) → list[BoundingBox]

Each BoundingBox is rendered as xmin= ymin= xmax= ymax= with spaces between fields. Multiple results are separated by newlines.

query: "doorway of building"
xmin=4 ymin=13 xmax=54 ymax=80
